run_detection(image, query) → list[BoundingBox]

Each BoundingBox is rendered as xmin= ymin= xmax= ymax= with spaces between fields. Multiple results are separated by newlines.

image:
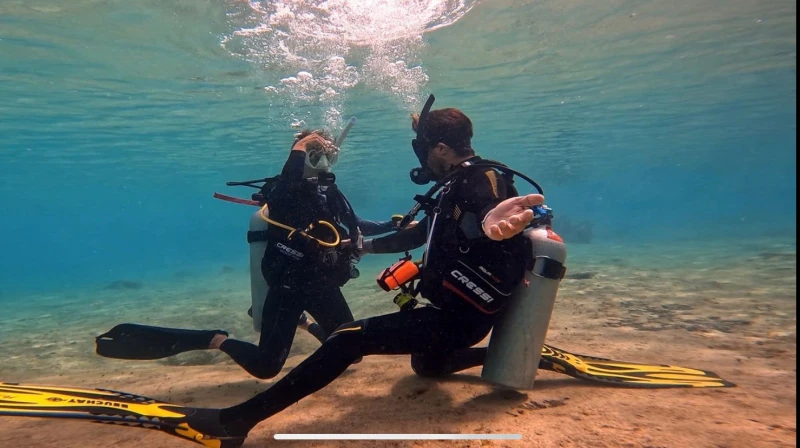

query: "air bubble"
xmin=221 ymin=0 xmax=479 ymax=130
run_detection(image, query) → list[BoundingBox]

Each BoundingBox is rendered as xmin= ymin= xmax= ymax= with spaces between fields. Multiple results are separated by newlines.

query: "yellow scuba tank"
xmin=481 ymin=205 xmax=567 ymax=390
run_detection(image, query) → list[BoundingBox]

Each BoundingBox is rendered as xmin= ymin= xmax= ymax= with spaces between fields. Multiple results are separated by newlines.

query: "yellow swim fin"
xmin=539 ymin=344 xmax=736 ymax=388
xmin=0 ymin=382 xmax=244 ymax=448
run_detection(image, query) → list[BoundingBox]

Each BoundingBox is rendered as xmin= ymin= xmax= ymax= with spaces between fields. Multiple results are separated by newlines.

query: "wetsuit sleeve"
xmin=354 ymin=214 xmax=397 ymax=236
xmin=279 ymin=150 xmax=307 ymax=184
xmin=369 ymin=216 xmax=429 ymax=253
xmin=334 ymin=188 xmax=397 ymax=236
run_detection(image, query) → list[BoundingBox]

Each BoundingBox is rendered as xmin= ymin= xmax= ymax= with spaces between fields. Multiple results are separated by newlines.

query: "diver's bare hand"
xmin=482 ymin=194 xmax=545 ymax=241
xmin=410 ymin=113 xmax=420 ymax=132
xmin=403 ymin=220 xmax=419 ymax=229
xmin=392 ymin=215 xmax=419 ymax=230
xmin=293 ymin=133 xmax=331 ymax=152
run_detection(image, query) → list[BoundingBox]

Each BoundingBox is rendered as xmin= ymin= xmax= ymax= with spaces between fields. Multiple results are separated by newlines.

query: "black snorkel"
xmin=409 ymin=94 xmax=437 ymax=185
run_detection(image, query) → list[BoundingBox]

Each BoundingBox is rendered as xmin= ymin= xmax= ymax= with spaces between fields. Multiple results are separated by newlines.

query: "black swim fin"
xmin=95 ymin=323 xmax=228 ymax=360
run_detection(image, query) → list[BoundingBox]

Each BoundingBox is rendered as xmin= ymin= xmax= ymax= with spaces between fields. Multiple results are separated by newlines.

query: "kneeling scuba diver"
xmin=94 ymin=118 xmax=406 ymax=380
xmin=362 ymin=95 xmax=566 ymax=388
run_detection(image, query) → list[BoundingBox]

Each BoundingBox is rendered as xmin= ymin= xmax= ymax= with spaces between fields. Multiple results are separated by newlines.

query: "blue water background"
xmin=0 ymin=0 xmax=795 ymax=297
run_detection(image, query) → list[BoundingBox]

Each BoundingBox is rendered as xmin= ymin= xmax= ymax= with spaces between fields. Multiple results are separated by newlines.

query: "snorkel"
xmin=335 ymin=116 xmax=357 ymax=147
xmin=409 ymin=94 xmax=437 ymax=185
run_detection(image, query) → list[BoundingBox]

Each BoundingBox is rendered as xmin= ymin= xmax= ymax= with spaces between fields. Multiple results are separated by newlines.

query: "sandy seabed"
xmin=0 ymin=237 xmax=795 ymax=448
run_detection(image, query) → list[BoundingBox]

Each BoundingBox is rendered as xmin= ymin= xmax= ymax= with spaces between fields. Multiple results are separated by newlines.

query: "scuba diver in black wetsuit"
xmin=209 ymin=129 xmax=404 ymax=379
xmin=174 ymin=96 xmax=548 ymax=446
xmin=95 ymin=127 xmax=405 ymax=380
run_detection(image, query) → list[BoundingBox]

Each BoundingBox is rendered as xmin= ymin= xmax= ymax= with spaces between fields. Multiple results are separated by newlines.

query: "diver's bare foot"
xmin=297 ymin=313 xmax=327 ymax=343
xmin=209 ymin=333 xmax=228 ymax=349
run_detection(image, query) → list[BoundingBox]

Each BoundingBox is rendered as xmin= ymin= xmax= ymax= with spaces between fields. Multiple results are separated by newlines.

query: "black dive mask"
xmin=409 ymin=94 xmax=437 ymax=185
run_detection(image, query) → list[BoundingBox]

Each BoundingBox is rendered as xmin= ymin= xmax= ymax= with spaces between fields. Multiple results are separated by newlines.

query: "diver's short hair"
xmin=419 ymin=108 xmax=474 ymax=156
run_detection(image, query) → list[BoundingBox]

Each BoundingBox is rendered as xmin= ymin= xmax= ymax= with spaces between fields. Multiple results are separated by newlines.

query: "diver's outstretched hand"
xmin=482 ymin=194 xmax=545 ymax=241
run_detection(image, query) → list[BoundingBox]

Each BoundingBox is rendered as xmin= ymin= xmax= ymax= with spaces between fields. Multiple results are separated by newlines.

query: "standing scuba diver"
xmin=155 ymin=95 xmax=551 ymax=446
xmin=95 ymin=122 xmax=404 ymax=380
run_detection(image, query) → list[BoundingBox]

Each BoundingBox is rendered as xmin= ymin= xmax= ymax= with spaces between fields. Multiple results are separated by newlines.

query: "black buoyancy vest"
xmin=418 ymin=162 xmax=531 ymax=314
xmin=259 ymin=177 xmax=361 ymax=290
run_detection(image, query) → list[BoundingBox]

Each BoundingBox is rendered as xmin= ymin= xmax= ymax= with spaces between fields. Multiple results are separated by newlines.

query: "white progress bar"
xmin=274 ymin=434 xmax=522 ymax=440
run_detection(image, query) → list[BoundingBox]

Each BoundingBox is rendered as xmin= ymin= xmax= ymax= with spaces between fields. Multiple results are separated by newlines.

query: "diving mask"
xmin=305 ymin=145 xmax=339 ymax=171
xmin=300 ymin=117 xmax=357 ymax=172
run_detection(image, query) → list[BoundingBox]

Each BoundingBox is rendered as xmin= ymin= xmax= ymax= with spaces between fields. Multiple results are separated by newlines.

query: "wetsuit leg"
xmin=410 ymin=347 xmax=487 ymax=378
xmin=218 ymin=304 xmax=493 ymax=434
xmin=304 ymin=287 xmax=355 ymax=338
xmin=219 ymin=287 xmax=305 ymax=379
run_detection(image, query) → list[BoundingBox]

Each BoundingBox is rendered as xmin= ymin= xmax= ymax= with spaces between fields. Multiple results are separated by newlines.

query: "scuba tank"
xmin=248 ymin=208 xmax=270 ymax=332
xmin=480 ymin=205 xmax=567 ymax=390
xmin=217 ymin=177 xmax=279 ymax=333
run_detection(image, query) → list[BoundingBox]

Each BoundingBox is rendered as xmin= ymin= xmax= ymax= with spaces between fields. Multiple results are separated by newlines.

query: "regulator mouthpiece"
xmin=409 ymin=167 xmax=434 ymax=185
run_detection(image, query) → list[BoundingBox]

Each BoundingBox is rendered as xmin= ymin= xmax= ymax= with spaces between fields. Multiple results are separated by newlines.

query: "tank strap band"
xmin=531 ymin=256 xmax=567 ymax=280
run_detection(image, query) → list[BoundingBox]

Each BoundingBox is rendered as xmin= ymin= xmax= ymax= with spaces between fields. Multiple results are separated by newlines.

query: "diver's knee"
xmin=255 ymin=359 xmax=287 ymax=379
xmin=219 ymin=339 xmax=287 ymax=379
xmin=252 ymin=369 xmax=280 ymax=380
xmin=411 ymin=365 xmax=447 ymax=378
xmin=322 ymin=321 xmax=366 ymax=361
xmin=327 ymin=320 xmax=366 ymax=342
xmin=411 ymin=354 xmax=448 ymax=378
xmin=251 ymin=350 xmax=290 ymax=379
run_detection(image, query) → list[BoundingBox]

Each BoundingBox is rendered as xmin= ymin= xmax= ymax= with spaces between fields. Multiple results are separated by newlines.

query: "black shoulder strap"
xmin=326 ymin=186 xmax=361 ymax=240
xmin=467 ymin=158 xmax=523 ymax=198
xmin=498 ymin=169 xmax=519 ymax=197
xmin=251 ymin=175 xmax=282 ymax=205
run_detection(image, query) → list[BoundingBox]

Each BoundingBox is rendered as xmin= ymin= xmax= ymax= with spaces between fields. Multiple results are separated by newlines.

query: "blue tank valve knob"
xmin=531 ymin=205 xmax=554 ymax=226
